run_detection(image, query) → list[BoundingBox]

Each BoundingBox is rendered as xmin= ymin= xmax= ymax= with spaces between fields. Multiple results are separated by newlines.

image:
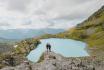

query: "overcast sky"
xmin=0 ymin=0 xmax=103 ymax=30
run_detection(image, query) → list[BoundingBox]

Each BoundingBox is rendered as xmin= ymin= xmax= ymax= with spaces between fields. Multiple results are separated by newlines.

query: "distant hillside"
xmin=56 ymin=6 xmax=104 ymax=56
xmin=0 ymin=28 xmax=65 ymax=40
xmin=0 ymin=37 xmax=19 ymax=44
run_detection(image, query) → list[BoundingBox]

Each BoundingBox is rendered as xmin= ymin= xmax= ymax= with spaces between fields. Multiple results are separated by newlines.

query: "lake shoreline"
xmin=27 ymin=38 xmax=89 ymax=62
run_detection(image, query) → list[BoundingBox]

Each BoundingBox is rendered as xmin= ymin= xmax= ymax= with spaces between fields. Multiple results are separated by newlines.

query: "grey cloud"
xmin=46 ymin=20 xmax=56 ymax=27
xmin=52 ymin=14 xmax=86 ymax=21
xmin=0 ymin=22 xmax=10 ymax=26
xmin=0 ymin=0 xmax=7 ymax=2
xmin=47 ymin=0 xmax=103 ymax=20
xmin=6 ymin=0 xmax=32 ymax=12
xmin=34 ymin=10 xmax=47 ymax=16
xmin=32 ymin=0 xmax=83 ymax=16
xmin=22 ymin=19 xmax=32 ymax=25
xmin=72 ymin=0 xmax=92 ymax=4
xmin=0 ymin=0 xmax=103 ymax=30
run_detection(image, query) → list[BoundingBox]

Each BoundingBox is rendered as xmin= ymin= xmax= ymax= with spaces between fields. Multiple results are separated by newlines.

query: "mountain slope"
xmin=57 ymin=6 xmax=104 ymax=56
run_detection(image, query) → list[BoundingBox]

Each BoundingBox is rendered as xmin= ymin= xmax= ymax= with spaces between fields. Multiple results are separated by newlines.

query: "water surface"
xmin=27 ymin=38 xmax=89 ymax=62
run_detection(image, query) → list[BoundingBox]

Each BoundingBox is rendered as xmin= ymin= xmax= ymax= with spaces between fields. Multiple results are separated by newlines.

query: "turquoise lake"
xmin=27 ymin=38 xmax=89 ymax=62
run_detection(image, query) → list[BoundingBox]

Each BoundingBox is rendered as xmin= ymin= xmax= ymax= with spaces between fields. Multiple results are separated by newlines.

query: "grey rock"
xmin=1 ymin=52 xmax=104 ymax=70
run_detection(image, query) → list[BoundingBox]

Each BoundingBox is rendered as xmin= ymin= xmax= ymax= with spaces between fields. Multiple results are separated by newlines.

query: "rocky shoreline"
xmin=1 ymin=51 xmax=104 ymax=70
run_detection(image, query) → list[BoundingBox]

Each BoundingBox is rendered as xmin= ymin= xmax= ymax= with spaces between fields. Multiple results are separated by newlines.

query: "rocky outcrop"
xmin=1 ymin=51 xmax=104 ymax=70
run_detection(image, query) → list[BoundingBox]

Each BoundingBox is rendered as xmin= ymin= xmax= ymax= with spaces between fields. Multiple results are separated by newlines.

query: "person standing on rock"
xmin=46 ymin=43 xmax=51 ymax=52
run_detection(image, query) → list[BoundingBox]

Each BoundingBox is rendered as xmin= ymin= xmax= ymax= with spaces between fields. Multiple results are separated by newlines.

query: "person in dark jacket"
xmin=46 ymin=43 xmax=51 ymax=52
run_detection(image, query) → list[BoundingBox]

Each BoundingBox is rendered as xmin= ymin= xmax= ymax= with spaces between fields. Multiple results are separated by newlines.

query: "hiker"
xmin=46 ymin=43 xmax=51 ymax=52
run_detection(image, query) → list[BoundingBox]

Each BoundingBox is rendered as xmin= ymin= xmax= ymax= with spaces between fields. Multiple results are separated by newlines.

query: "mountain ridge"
xmin=56 ymin=5 xmax=104 ymax=56
xmin=0 ymin=28 xmax=65 ymax=40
